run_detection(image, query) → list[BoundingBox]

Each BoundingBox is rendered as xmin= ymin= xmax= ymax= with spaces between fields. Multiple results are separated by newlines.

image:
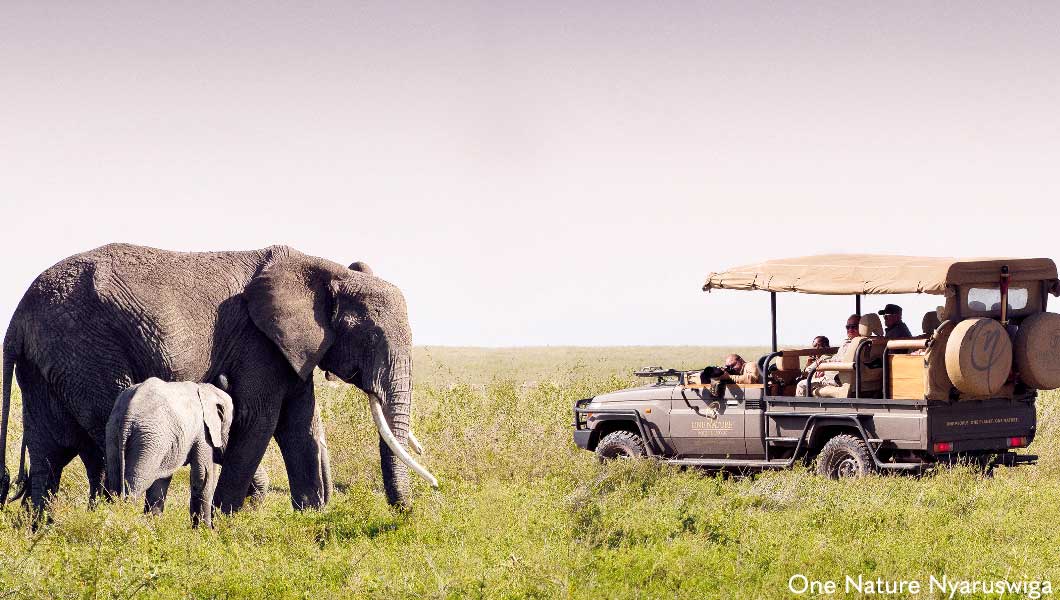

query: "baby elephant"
xmin=105 ymin=377 xmax=233 ymax=527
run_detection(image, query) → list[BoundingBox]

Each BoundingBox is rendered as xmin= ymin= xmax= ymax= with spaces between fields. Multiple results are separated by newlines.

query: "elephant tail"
xmin=8 ymin=439 xmax=28 ymax=502
xmin=1 ymin=331 xmax=18 ymax=504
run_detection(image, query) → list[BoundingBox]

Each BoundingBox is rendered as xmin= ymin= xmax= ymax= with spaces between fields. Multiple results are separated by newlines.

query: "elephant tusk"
xmin=407 ymin=431 xmax=424 ymax=455
xmin=369 ymin=395 xmax=438 ymax=489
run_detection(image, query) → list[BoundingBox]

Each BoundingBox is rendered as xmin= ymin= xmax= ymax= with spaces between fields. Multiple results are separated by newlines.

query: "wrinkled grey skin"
xmin=0 ymin=243 xmax=415 ymax=517
xmin=106 ymin=378 xmax=233 ymax=527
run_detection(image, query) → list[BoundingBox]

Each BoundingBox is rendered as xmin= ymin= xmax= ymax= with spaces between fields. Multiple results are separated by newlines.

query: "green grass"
xmin=2 ymin=346 xmax=1060 ymax=598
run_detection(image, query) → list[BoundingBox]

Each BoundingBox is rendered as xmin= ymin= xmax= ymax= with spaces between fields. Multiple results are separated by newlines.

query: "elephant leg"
xmin=144 ymin=477 xmax=171 ymax=516
xmin=202 ymin=463 xmax=220 ymax=528
xmin=213 ymin=413 xmax=277 ymax=514
xmin=25 ymin=442 xmax=77 ymax=524
xmin=274 ymin=383 xmax=332 ymax=510
xmin=17 ymin=360 xmax=77 ymax=522
xmin=246 ymin=464 xmax=269 ymax=507
xmin=79 ymin=445 xmax=107 ymax=508
xmin=189 ymin=443 xmax=215 ymax=528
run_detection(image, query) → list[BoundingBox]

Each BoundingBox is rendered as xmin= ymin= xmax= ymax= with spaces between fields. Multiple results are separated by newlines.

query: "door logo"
xmin=691 ymin=419 xmax=735 ymax=432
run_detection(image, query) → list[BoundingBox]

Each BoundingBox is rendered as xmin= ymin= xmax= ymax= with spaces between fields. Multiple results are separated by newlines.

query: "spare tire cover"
xmin=1014 ymin=312 xmax=1060 ymax=390
xmin=945 ymin=318 xmax=1012 ymax=396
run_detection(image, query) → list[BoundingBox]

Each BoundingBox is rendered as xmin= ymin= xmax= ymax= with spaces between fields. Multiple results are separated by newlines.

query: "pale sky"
xmin=2 ymin=2 xmax=1059 ymax=347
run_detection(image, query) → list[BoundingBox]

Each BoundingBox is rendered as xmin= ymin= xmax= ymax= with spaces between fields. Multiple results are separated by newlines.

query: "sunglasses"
xmin=845 ymin=324 xmax=859 ymax=330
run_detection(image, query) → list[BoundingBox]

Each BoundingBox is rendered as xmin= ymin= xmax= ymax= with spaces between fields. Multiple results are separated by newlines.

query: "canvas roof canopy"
xmin=703 ymin=254 xmax=1059 ymax=296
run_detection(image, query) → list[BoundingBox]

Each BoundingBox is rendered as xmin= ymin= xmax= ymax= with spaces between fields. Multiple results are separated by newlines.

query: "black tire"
xmin=595 ymin=430 xmax=647 ymax=461
xmin=816 ymin=434 xmax=876 ymax=479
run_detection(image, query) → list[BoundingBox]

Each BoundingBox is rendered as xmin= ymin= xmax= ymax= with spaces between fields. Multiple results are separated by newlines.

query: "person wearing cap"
xmin=878 ymin=303 xmax=913 ymax=339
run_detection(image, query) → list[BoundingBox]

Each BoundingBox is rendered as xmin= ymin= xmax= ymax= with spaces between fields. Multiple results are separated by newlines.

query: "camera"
xmin=701 ymin=366 xmax=726 ymax=380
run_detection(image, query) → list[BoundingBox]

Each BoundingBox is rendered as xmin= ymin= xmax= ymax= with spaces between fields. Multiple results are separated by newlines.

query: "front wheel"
xmin=596 ymin=430 xmax=647 ymax=461
xmin=816 ymin=434 xmax=876 ymax=479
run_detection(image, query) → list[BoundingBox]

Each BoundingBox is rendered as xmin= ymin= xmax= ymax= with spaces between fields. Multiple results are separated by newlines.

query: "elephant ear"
xmin=245 ymin=256 xmax=338 ymax=380
xmin=198 ymin=385 xmax=232 ymax=452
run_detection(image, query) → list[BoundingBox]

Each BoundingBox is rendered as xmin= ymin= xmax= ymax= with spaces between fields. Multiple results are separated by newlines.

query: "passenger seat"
xmin=815 ymin=314 xmax=885 ymax=398
xmin=858 ymin=313 xmax=886 ymax=394
xmin=921 ymin=311 xmax=941 ymax=337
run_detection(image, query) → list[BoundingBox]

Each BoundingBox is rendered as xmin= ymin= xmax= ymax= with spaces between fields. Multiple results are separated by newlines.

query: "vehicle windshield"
xmin=966 ymin=285 xmax=1029 ymax=312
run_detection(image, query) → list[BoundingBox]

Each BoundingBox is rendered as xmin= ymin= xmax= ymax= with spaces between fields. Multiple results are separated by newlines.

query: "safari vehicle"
xmin=573 ymin=255 xmax=1060 ymax=478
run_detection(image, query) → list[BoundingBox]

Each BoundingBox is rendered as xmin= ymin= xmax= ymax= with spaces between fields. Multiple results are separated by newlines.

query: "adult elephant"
xmin=0 ymin=243 xmax=436 ymax=515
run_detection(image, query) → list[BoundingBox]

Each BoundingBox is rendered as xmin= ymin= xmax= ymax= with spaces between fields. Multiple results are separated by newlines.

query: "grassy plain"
xmin=1 ymin=346 xmax=1059 ymax=598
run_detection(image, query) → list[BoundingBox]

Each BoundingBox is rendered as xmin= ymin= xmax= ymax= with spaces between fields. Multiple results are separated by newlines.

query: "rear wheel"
xmin=596 ymin=430 xmax=647 ymax=461
xmin=816 ymin=434 xmax=876 ymax=479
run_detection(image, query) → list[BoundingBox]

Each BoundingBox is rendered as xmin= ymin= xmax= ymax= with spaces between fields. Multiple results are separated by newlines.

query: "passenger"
xmin=878 ymin=303 xmax=912 ymax=338
xmin=811 ymin=334 xmax=830 ymax=354
xmin=796 ymin=314 xmax=859 ymax=396
xmin=804 ymin=335 xmax=832 ymax=375
xmin=718 ymin=353 xmax=760 ymax=384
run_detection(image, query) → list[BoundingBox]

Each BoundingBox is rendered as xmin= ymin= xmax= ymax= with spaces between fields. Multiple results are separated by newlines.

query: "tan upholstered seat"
xmin=815 ymin=338 xmax=864 ymax=398
xmin=921 ymin=311 xmax=941 ymax=336
xmin=816 ymin=313 xmax=885 ymax=398
xmin=772 ymin=353 xmax=803 ymax=389
xmin=778 ymin=354 xmax=801 ymax=371
xmin=859 ymin=313 xmax=884 ymax=337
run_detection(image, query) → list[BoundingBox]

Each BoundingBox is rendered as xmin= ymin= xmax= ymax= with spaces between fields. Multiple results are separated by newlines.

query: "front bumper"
xmin=573 ymin=398 xmax=593 ymax=450
xmin=574 ymin=429 xmax=592 ymax=450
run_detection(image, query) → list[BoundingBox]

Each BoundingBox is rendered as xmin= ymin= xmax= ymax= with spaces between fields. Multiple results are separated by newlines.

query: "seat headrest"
xmin=859 ymin=313 xmax=884 ymax=337
xmin=837 ymin=336 xmax=867 ymax=360
xmin=922 ymin=311 xmax=941 ymax=335
xmin=778 ymin=354 xmax=801 ymax=370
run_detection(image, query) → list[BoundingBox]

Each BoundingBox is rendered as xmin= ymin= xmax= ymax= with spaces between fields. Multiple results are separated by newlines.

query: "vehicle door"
xmin=669 ymin=382 xmax=747 ymax=456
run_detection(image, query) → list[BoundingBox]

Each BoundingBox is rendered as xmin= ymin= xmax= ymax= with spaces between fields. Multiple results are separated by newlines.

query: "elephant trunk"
xmin=370 ymin=351 xmax=437 ymax=509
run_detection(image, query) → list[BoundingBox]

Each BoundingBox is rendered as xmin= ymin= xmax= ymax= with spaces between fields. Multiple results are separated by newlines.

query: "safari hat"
xmin=877 ymin=303 xmax=903 ymax=316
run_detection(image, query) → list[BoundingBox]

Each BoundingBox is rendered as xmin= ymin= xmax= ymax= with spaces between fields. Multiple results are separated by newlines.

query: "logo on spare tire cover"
xmin=1038 ymin=332 xmax=1060 ymax=364
xmin=970 ymin=326 xmax=1004 ymax=380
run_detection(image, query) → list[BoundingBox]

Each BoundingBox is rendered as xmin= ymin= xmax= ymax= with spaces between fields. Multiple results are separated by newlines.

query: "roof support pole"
xmin=855 ymin=294 xmax=861 ymax=316
xmin=770 ymin=292 xmax=778 ymax=353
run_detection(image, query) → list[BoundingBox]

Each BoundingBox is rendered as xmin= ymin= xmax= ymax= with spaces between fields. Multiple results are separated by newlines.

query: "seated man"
xmin=796 ymin=315 xmax=860 ymax=396
xmin=804 ymin=335 xmax=832 ymax=375
xmin=718 ymin=353 xmax=760 ymax=384
xmin=878 ymin=303 xmax=913 ymax=338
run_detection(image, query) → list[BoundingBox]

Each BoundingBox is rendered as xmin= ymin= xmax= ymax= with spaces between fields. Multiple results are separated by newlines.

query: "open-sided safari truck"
xmin=573 ymin=255 xmax=1060 ymax=478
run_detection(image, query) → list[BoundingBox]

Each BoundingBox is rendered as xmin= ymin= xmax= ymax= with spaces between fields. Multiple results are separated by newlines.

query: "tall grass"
xmin=1 ymin=346 xmax=1058 ymax=598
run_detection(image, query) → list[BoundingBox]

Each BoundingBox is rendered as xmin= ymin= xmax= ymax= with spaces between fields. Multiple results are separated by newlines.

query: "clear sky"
xmin=2 ymin=2 xmax=1058 ymax=347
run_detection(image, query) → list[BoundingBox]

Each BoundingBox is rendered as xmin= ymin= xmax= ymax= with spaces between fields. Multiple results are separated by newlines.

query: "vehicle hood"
xmin=591 ymin=384 xmax=674 ymax=404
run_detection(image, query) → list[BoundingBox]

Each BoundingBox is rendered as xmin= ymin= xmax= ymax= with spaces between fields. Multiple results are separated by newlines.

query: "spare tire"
xmin=945 ymin=318 xmax=1012 ymax=396
xmin=1014 ymin=312 xmax=1060 ymax=390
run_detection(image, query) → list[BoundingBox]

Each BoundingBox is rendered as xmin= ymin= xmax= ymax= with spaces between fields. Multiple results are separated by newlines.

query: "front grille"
xmin=745 ymin=399 xmax=762 ymax=411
